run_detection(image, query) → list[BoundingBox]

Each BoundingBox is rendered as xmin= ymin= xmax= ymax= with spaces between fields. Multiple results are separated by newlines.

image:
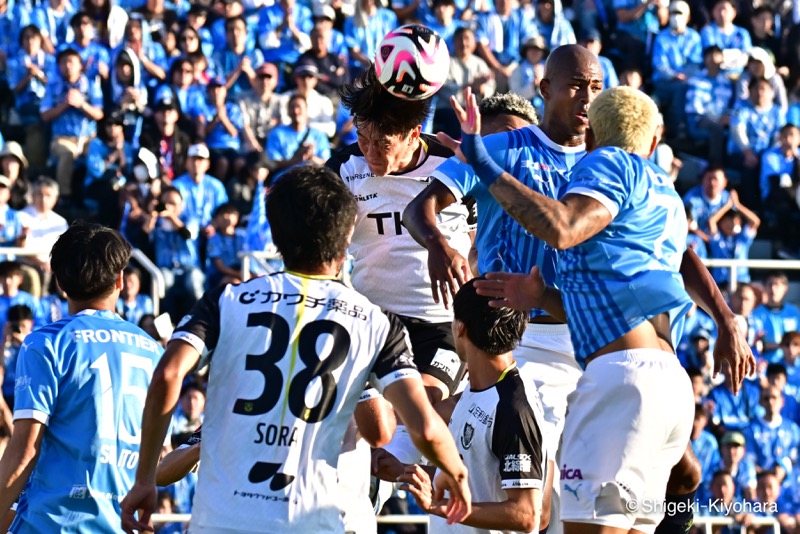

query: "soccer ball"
xmin=374 ymin=24 xmax=451 ymax=101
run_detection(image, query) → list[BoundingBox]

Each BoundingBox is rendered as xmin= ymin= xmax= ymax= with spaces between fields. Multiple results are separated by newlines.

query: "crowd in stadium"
xmin=0 ymin=0 xmax=796 ymax=530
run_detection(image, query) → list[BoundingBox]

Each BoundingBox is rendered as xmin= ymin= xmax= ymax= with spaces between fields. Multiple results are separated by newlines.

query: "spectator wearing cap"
xmin=280 ymin=64 xmax=335 ymax=138
xmin=118 ymin=17 xmax=167 ymax=86
xmin=20 ymin=177 xmax=67 ymax=276
xmin=258 ymin=0 xmax=313 ymax=66
xmin=685 ymin=45 xmax=734 ymax=167
xmin=31 ymin=0 xmax=75 ymax=54
xmin=344 ymin=0 xmax=397 ymax=76
xmin=534 ymin=0 xmax=575 ymax=49
xmin=41 ymin=47 xmax=104 ymax=200
xmin=744 ymin=385 xmax=800 ymax=480
xmin=201 ymin=77 xmax=246 ymax=181
xmin=709 ymin=362 xmax=761 ymax=433
xmin=63 ymin=12 xmax=111 ymax=82
xmin=85 ymin=112 xmax=132 ymax=226
xmin=510 ymin=35 xmax=547 ymax=102
xmin=735 ymin=47 xmax=787 ymax=112
xmin=139 ymin=94 xmax=191 ymax=181
xmin=612 ymin=0 xmax=664 ymax=73
xmin=267 ymin=93 xmax=330 ymax=176
xmin=0 ymin=142 xmax=30 ymax=211
xmin=238 ymin=62 xmax=282 ymax=154
xmin=311 ymin=5 xmax=349 ymax=61
xmin=706 ymin=189 xmax=760 ymax=285
xmin=577 ymin=29 xmax=618 ymax=90
xmin=8 ymin=25 xmax=53 ymax=169
xmin=700 ymin=0 xmax=751 ymax=75
xmin=473 ymin=0 xmax=537 ymax=90
xmin=297 ymin=27 xmax=348 ymax=98
xmin=173 ymin=144 xmax=228 ymax=238
xmin=704 ymin=432 xmax=757 ymax=502
xmin=436 ymin=27 xmax=494 ymax=138
xmin=651 ymin=0 xmax=701 ymax=135
xmin=213 ymin=15 xmax=264 ymax=99
xmin=425 ymin=0 xmax=465 ymax=54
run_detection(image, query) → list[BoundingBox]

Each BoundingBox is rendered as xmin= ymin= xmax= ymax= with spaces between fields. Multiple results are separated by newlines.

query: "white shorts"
xmin=559 ymin=349 xmax=694 ymax=534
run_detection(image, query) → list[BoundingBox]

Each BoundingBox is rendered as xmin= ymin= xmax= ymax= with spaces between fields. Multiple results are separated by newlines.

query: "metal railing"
xmin=701 ymin=258 xmax=800 ymax=293
xmin=695 ymin=515 xmax=781 ymax=534
xmin=130 ymin=248 xmax=166 ymax=316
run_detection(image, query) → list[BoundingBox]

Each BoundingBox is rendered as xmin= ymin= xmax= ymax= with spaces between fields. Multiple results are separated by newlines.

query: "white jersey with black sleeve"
xmin=430 ymin=365 xmax=548 ymax=534
xmin=170 ymin=272 xmax=419 ymax=534
xmin=326 ymin=134 xmax=473 ymax=322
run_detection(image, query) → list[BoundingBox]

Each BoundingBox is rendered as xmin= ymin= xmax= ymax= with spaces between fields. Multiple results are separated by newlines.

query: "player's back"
xmin=174 ymin=272 xmax=415 ymax=533
xmin=12 ymin=310 xmax=164 ymax=533
xmin=558 ymin=147 xmax=693 ymax=360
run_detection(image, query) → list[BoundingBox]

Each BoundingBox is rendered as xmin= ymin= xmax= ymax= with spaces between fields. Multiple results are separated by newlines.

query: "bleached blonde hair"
xmin=588 ymin=86 xmax=659 ymax=155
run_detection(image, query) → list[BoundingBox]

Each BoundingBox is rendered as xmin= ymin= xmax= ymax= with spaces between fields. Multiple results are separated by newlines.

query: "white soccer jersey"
xmin=171 ymin=272 xmax=419 ymax=534
xmin=430 ymin=366 xmax=548 ymax=534
xmin=327 ymin=135 xmax=473 ymax=322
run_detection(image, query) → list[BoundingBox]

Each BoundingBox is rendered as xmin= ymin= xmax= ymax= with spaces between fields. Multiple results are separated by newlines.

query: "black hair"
xmin=212 ymin=202 xmax=240 ymax=219
xmin=782 ymin=331 xmax=800 ymax=345
xmin=0 ymin=261 xmax=23 ymax=278
xmin=453 ymin=26 xmax=473 ymax=41
xmin=50 ymin=221 xmax=131 ymax=301
xmin=70 ymin=11 xmax=90 ymax=27
xmin=752 ymin=5 xmax=774 ymax=17
xmin=757 ymin=469 xmax=779 ymax=482
xmin=453 ymin=277 xmax=527 ymax=356
xmin=7 ymin=304 xmax=33 ymax=323
xmin=711 ymin=469 xmax=733 ymax=482
xmin=702 ymin=164 xmax=726 ymax=177
xmin=56 ymin=46 xmax=82 ymax=64
xmin=748 ymin=76 xmax=771 ymax=92
xmin=224 ymin=15 xmax=247 ymax=30
xmin=766 ymin=362 xmax=788 ymax=378
xmin=694 ymin=403 xmax=706 ymax=418
xmin=123 ymin=264 xmax=142 ymax=278
xmin=169 ymin=57 xmax=193 ymax=81
xmin=703 ymin=45 xmax=724 ymax=58
xmin=765 ymin=270 xmax=789 ymax=284
xmin=266 ymin=165 xmax=357 ymax=272
xmin=186 ymin=50 xmax=208 ymax=66
xmin=339 ymin=66 xmax=431 ymax=136
xmin=781 ymin=123 xmax=800 ymax=134
xmin=181 ymin=381 xmax=206 ymax=398
xmin=160 ymin=185 xmax=182 ymax=200
xmin=18 ymin=24 xmax=42 ymax=46
xmin=685 ymin=366 xmax=703 ymax=379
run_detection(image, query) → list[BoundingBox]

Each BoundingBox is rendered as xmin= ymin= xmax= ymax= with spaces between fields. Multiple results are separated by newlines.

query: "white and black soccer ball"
xmin=374 ymin=24 xmax=451 ymax=101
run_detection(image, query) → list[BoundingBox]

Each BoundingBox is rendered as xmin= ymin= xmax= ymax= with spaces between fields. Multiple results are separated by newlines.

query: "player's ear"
xmin=409 ymin=125 xmax=422 ymax=145
xmin=452 ymin=318 xmax=466 ymax=340
xmin=647 ymin=133 xmax=658 ymax=158
xmin=539 ymin=78 xmax=551 ymax=100
xmin=115 ymin=271 xmax=124 ymax=292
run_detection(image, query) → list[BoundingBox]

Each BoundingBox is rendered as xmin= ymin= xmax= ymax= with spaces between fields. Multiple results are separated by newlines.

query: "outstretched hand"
xmin=449 ymin=87 xmax=481 ymax=137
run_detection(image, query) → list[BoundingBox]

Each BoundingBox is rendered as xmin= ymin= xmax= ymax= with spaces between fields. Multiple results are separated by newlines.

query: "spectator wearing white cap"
xmin=735 ymin=47 xmax=787 ymax=113
xmin=173 ymin=144 xmax=228 ymax=239
xmin=280 ymin=63 xmax=335 ymax=138
xmin=311 ymin=5 xmax=349 ymax=60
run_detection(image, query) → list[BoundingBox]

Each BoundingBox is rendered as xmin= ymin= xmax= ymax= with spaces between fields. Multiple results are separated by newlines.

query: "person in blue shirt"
xmin=212 ymin=15 xmax=263 ymax=100
xmin=0 ymin=178 xmax=26 ymax=256
xmin=709 ymin=362 xmax=761 ymax=432
xmin=744 ymin=385 xmax=800 ymax=479
xmin=686 ymin=206 xmax=709 ymax=259
xmin=685 ymin=45 xmax=734 ymax=167
xmin=0 ymin=0 xmax=31 ymax=73
xmin=474 ymin=0 xmax=537 ymax=86
xmin=145 ymin=186 xmax=204 ymax=319
xmin=0 ymin=221 xmax=164 ymax=532
xmin=0 ymin=262 xmax=41 ymax=328
xmin=205 ymin=202 xmax=246 ymax=289
xmin=700 ymin=0 xmax=751 ymax=75
xmin=752 ymin=272 xmax=800 ymax=363
xmin=258 ymin=0 xmax=313 ymax=67
xmin=765 ymin=363 xmax=800 ymax=424
xmin=40 ymin=47 xmax=104 ymax=200
xmin=578 ymin=29 xmax=619 ymax=90
xmin=244 ymin=168 xmax=282 ymax=274
xmin=186 ymin=4 xmax=214 ymax=59
xmin=683 ymin=166 xmax=731 ymax=232
xmin=344 ymin=0 xmax=397 ymax=76
xmin=116 ymin=265 xmax=154 ymax=326
xmin=0 ymin=304 xmax=34 ymax=411
xmin=31 ymin=0 xmax=74 ymax=54
xmin=778 ymin=334 xmax=800 ymax=397
xmin=692 ymin=403 xmax=722 ymax=482
xmin=210 ymin=0 xmax=256 ymax=55
xmin=117 ymin=17 xmax=168 ymax=88
xmin=63 ymin=12 xmax=111 ymax=82
xmin=760 ymin=123 xmax=800 ymax=205
xmin=534 ymin=0 xmax=576 ymax=49
xmin=267 ymin=93 xmax=330 ymax=178
xmin=612 ymin=0 xmax=661 ymax=72
xmin=651 ymin=0 xmax=701 ymax=135
xmin=712 ymin=432 xmax=758 ymax=502
xmin=202 ymin=78 xmax=245 ymax=182
xmin=172 ymin=143 xmax=228 ymax=237
xmin=706 ymin=189 xmax=760 ymax=286
xmin=426 ymin=0 xmax=464 ymax=54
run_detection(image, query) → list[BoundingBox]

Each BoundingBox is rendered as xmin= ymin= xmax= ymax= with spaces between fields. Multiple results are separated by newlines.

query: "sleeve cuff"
xmin=170 ymin=331 xmax=207 ymax=355
xmin=566 ymin=187 xmax=619 ymax=218
xmin=372 ymin=369 xmax=421 ymax=394
xmin=14 ymin=409 xmax=49 ymax=425
xmin=430 ymin=173 xmax=466 ymax=201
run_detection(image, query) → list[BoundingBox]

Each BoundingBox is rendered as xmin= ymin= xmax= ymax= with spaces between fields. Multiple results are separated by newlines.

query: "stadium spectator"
xmin=692 ymin=403 xmax=722 ymax=482
xmin=297 ymin=27 xmax=349 ymax=98
xmin=116 ymin=265 xmax=154 ymax=326
xmin=752 ymin=272 xmax=800 ymax=362
xmin=32 ymin=0 xmax=73 ymax=55
xmin=204 ymin=203 xmax=244 ymax=289
xmin=686 ymin=205 xmax=709 ymax=259
xmin=281 ymin=64 xmax=335 ymax=138
xmin=201 ymin=78 xmax=246 ymax=182
xmin=709 ymin=364 xmax=761 ymax=432
xmin=20 ymin=177 xmax=68 ymax=276
xmin=171 ymin=381 xmax=205 ymax=442
xmin=744 ymin=385 xmax=800 ymax=480
xmin=534 ymin=0 xmax=575 ymax=49
xmin=714 ymin=431 xmax=758 ymax=502
xmin=473 ymin=0 xmax=537 ymax=90
xmin=0 ymin=221 xmax=162 ymax=532
xmin=735 ymin=47 xmax=787 ymax=112
xmin=237 ymin=62 xmax=282 ymax=155
xmin=684 ymin=166 xmax=732 ymax=232
xmin=760 ymin=124 xmax=800 ymax=258
xmin=613 ymin=0 xmax=663 ymax=72
xmin=257 ymin=0 xmax=313 ymax=66
xmin=700 ymin=0 xmax=752 ymax=74
xmin=685 ymin=45 xmax=734 ymax=167
xmin=144 ymin=185 xmax=204 ymax=320
xmin=172 ymin=143 xmax=228 ymax=237
xmin=209 ymin=0 xmax=251 ymax=53
xmin=0 ymin=141 xmax=30 ymax=211
xmin=707 ymin=189 xmax=760 ymax=285
xmin=213 ymin=15 xmax=263 ymax=99
xmin=310 ymin=5 xmax=349 ymax=60
xmin=64 ymin=11 xmax=111 ymax=82
xmin=85 ymin=112 xmax=132 ymax=226
xmin=138 ymin=94 xmax=191 ymax=183
xmin=753 ymin=470 xmax=793 ymax=532
xmin=763 ymin=363 xmax=800 ymax=423
xmin=39 ymin=276 xmax=68 ymax=324
xmin=425 ymin=0 xmax=464 ymax=54
xmin=41 ymin=47 xmax=104 ymax=200
xmin=176 ymin=26 xmax=214 ymax=74
xmin=509 ymin=35 xmax=548 ymax=102
xmin=101 ymin=49 xmax=147 ymax=141
xmin=267 ymin=93 xmax=330 ymax=174
xmin=702 ymin=469 xmax=752 ymax=530
xmin=0 ymin=175 xmax=26 ymax=256
xmin=0 ymin=304 xmax=34 ymax=411
xmin=730 ymin=282 xmax=760 ymax=347
xmin=779 ymin=333 xmax=800 ymax=396
xmin=120 ymin=17 xmax=167 ymax=86
xmin=0 ymin=0 xmax=30 ymax=72
xmin=651 ymin=0 xmax=701 ymax=135
xmin=153 ymin=491 xmax=182 ymax=534
xmin=344 ymin=0 xmax=397 ymax=76
xmin=749 ymin=7 xmax=780 ymax=62
xmin=578 ymin=29 xmax=619 ymax=90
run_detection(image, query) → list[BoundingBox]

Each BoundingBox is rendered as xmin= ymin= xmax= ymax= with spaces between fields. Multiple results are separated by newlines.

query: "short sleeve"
xmin=369 ymin=311 xmax=419 ymax=393
xmin=491 ymin=379 xmax=545 ymax=490
xmin=13 ymin=337 xmax=58 ymax=425
xmin=431 ymin=157 xmax=477 ymax=200
xmin=563 ymin=147 xmax=632 ymax=218
xmin=207 ymin=234 xmax=223 ymax=259
xmin=170 ymin=284 xmax=226 ymax=353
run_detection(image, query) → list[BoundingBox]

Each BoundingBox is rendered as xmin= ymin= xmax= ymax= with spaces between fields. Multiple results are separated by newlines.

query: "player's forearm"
xmin=402 ymin=401 xmax=466 ymax=479
xmin=0 ymin=421 xmax=42 ymax=513
xmin=136 ymin=373 xmax=181 ymax=484
xmin=539 ymin=286 xmax=567 ymax=323
xmin=680 ymin=247 xmax=736 ymax=326
xmin=403 ymin=180 xmax=457 ymax=248
xmin=440 ymin=497 xmax=538 ymax=532
xmin=155 ymin=444 xmax=201 ymax=486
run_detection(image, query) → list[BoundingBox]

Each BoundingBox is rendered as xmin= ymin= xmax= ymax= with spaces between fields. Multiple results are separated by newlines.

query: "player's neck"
xmin=285 ymin=260 xmax=342 ymax=278
xmin=393 ymin=139 xmax=423 ymax=175
xmin=538 ymin=118 xmax=584 ymax=147
xmin=467 ymin=353 xmax=515 ymax=390
xmin=68 ymin=296 xmax=119 ymax=315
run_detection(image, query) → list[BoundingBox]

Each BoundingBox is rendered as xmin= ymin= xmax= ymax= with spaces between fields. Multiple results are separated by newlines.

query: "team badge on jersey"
xmin=461 ymin=422 xmax=474 ymax=449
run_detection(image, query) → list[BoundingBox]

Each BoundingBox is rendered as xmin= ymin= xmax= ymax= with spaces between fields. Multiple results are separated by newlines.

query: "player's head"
xmin=540 ymin=44 xmax=603 ymax=141
xmin=452 ymin=277 xmax=526 ymax=359
xmin=50 ymin=221 xmax=131 ymax=302
xmin=586 ymin=86 xmax=659 ymax=156
xmin=267 ymin=165 xmax=357 ymax=273
xmin=479 ymin=93 xmax=538 ymax=134
xmin=340 ymin=66 xmax=432 ymax=176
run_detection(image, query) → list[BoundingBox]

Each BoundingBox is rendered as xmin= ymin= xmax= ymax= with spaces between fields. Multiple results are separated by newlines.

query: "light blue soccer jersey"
xmin=558 ymin=147 xmax=693 ymax=361
xmin=11 ymin=309 xmax=164 ymax=533
xmin=432 ymin=125 xmax=585 ymax=318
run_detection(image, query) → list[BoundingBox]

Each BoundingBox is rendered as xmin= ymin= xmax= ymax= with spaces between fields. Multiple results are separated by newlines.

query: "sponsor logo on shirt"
xmin=355 ymin=193 xmax=378 ymax=202
xmin=561 ymin=464 xmax=584 ymax=480
xmin=503 ymin=454 xmax=533 ymax=473
xmin=563 ymin=483 xmax=581 ymax=500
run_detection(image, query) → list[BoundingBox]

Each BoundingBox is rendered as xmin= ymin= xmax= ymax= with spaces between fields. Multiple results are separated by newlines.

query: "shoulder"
xmin=421 ymin=133 xmax=455 ymax=159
